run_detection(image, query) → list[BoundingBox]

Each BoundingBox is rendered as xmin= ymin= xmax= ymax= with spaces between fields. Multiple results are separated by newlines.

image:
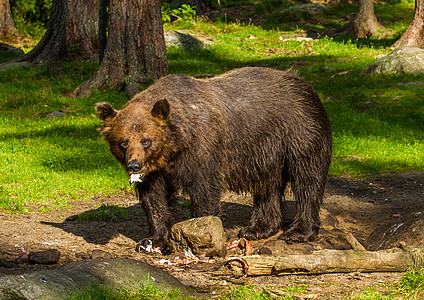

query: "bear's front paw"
xmin=238 ymin=225 xmax=277 ymax=240
xmin=135 ymin=237 xmax=167 ymax=253
xmin=277 ymin=225 xmax=318 ymax=243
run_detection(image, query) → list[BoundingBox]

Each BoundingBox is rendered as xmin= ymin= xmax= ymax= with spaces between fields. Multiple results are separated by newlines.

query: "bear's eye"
xmin=119 ymin=139 xmax=129 ymax=150
xmin=141 ymin=138 xmax=151 ymax=147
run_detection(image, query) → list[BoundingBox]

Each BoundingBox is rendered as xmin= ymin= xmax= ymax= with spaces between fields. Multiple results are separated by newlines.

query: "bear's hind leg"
xmin=278 ymin=174 xmax=324 ymax=243
xmin=239 ymin=188 xmax=283 ymax=240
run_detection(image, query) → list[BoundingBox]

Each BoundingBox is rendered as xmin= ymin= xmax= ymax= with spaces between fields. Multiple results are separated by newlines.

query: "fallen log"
xmin=225 ymin=248 xmax=424 ymax=277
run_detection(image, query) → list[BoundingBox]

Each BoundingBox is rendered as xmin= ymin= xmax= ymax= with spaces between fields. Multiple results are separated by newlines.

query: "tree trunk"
xmin=353 ymin=0 xmax=388 ymax=37
xmin=0 ymin=0 xmax=17 ymax=37
xmin=73 ymin=0 xmax=168 ymax=98
xmin=66 ymin=0 xmax=99 ymax=58
xmin=392 ymin=0 xmax=424 ymax=48
xmin=13 ymin=0 xmax=98 ymax=65
xmin=325 ymin=0 xmax=389 ymax=38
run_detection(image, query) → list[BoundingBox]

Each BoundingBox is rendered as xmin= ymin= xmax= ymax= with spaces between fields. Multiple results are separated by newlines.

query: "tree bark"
xmin=325 ymin=0 xmax=389 ymax=38
xmin=12 ymin=0 xmax=98 ymax=65
xmin=73 ymin=0 xmax=168 ymax=98
xmin=353 ymin=0 xmax=388 ymax=37
xmin=0 ymin=0 xmax=17 ymax=37
xmin=392 ymin=0 xmax=424 ymax=48
xmin=225 ymin=248 xmax=424 ymax=277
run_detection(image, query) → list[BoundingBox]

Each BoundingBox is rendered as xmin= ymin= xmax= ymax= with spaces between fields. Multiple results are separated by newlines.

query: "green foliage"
xmin=10 ymin=0 xmax=51 ymax=38
xmin=398 ymin=267 xmax=424 ymax=297
xmin=10 ymin=0 xmax=52 ymax=26
xmin=162 ymin=4 xmax=196 ymax=24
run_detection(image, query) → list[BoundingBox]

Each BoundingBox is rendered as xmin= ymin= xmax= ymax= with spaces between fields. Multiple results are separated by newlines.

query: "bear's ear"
xmin=151 ymin=99 xmax=170 ymax=120
xmin=95 ymin=102 xmax=118 ymax=121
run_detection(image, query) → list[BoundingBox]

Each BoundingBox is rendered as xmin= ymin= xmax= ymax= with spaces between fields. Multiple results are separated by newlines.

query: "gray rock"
xmin=0 ymin=42 xmax=24 ymax=56
xmin=164 ymin=30 xmax=205 ymax=51
xmin=362 ymin=47 xmax=424 ymax=76
xmin=168 ymin=216 xmax=226 ymax=257
xmin=396 ymin=81 xmax=424 ymax=86
xmin=0 ymin=258 xmax=189 ymax=300
xmin=281 ymin=3 xmax=329 ymax=16
xmin=45 ymin=110 xmax=66 ymax=118
xmin=28 ymin=249 xmax=61 ymax=264
xmin=320 ymin=66 xmax=336 ymax=73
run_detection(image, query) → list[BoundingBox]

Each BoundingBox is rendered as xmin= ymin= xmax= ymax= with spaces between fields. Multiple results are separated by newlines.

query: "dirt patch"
xmin=1 ymin=172 xmax=423 ymax=298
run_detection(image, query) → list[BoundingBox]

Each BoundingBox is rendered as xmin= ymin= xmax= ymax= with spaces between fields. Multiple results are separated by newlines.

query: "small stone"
xmin=45 ymin=110 xmax=66 ymax=119
xmin=28 ymin=249 xmax=61 ymax=264
xmin=320 ymin=66 xmax=336 ymax=73
xmin=396 ymin=81 xmax=424 ymax=86
xmin=258 ymin=247 xmax=273 ymax=255
xmin=90 ymin=249 xmax=112 ymax=259
xmin=76 ymin=252 xmax=90 ymax=259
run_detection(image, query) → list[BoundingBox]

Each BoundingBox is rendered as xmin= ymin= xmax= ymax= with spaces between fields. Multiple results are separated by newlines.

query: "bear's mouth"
xmin=129 ymin=173 xmax=145 ymax=185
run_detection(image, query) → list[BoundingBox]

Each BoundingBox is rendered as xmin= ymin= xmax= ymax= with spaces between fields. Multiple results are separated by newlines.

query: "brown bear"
xmin=96 ymin=67 xmax=332 ymax=249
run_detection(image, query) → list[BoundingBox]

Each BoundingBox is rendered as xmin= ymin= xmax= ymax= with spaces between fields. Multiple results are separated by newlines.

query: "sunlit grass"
xmin=1 ymin=1 xmax=423 ymax=213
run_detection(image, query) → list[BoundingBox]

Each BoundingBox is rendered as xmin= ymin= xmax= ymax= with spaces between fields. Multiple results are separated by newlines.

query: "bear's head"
xmin=95 ymin=99 xmax=171 ymax=178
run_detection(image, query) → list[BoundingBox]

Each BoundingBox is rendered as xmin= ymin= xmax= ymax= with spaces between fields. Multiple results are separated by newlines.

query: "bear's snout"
xmin=127 ymin=160 xmax=142 ymax=173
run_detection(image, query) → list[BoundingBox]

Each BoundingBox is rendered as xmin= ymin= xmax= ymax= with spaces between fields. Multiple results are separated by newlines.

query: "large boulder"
xmin=0 ymin=258 xmax=189 ymax=300
xmin=362 ymin=47 xmax=424 ymax=76
xmin=168 ymin=216 xmax=226 ymax=257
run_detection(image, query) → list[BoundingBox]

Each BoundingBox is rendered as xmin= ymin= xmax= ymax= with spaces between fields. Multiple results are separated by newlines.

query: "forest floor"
xmin=1 ymin=172 xmax=423 ymax=298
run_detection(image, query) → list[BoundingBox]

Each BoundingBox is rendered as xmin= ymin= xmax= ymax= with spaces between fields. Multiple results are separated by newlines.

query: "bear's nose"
xmin=127 ymin=160 xmax=142 ymax=173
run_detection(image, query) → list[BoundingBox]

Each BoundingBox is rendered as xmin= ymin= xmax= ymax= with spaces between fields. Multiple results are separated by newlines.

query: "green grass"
xmin=0 ymin=62 xmax=130 ymax=212
xmin=1 ymin=1 xmax=423 ymax=212
xmin=68 ymin=284 xmax=190 ymax=300
xmin=66 ymin=269 xmax=424 ymax=299
xmin=76 ymin=204 xmax=128 ymax=221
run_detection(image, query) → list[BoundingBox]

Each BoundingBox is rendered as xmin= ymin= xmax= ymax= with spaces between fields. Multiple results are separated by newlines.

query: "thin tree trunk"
xmin=73 ymin=0 xmax=168 ymax=98
xmin=392 ymin=0 xmax=424 ymax=48
xmin=325 ymin=0 xmax=389 ymax=38
xmin=353 ymin=0 xmax=387 ymax=37
xmin=0 ymin=0 xmax=17 ymax=37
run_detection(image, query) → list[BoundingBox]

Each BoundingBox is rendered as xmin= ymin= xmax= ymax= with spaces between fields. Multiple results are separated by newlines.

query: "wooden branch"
xmin=344 ymin=233 xmax=366 ymax=251
xmin=225 ymin=248 xmax=424 ymax=277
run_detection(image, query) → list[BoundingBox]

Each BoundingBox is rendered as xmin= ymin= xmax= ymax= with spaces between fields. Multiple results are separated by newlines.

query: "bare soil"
xmin=1 ymin=172 xmax=423 ymax=298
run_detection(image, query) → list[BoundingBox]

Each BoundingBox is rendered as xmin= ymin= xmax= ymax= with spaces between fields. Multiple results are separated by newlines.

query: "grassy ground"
xmin=2 ymin=1 xmax=423 ymax=212
xmin=68 ymin=267 xmax=424 ymax=299
xmin=0 ymin=1 xmax=423 ymax=299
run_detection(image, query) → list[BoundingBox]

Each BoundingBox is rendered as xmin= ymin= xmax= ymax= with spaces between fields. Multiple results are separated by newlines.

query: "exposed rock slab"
xmin=362 ymin=47 xmax=424 ymax=75
xmin=164 ymin=30 xmax=207 ymax=51
xmin=0 ymin=258 xmax=189 ymax=300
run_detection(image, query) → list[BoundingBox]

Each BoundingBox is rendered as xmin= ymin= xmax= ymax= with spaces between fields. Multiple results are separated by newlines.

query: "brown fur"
xmin=96 ymin=67 xmax=332 ymax=247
